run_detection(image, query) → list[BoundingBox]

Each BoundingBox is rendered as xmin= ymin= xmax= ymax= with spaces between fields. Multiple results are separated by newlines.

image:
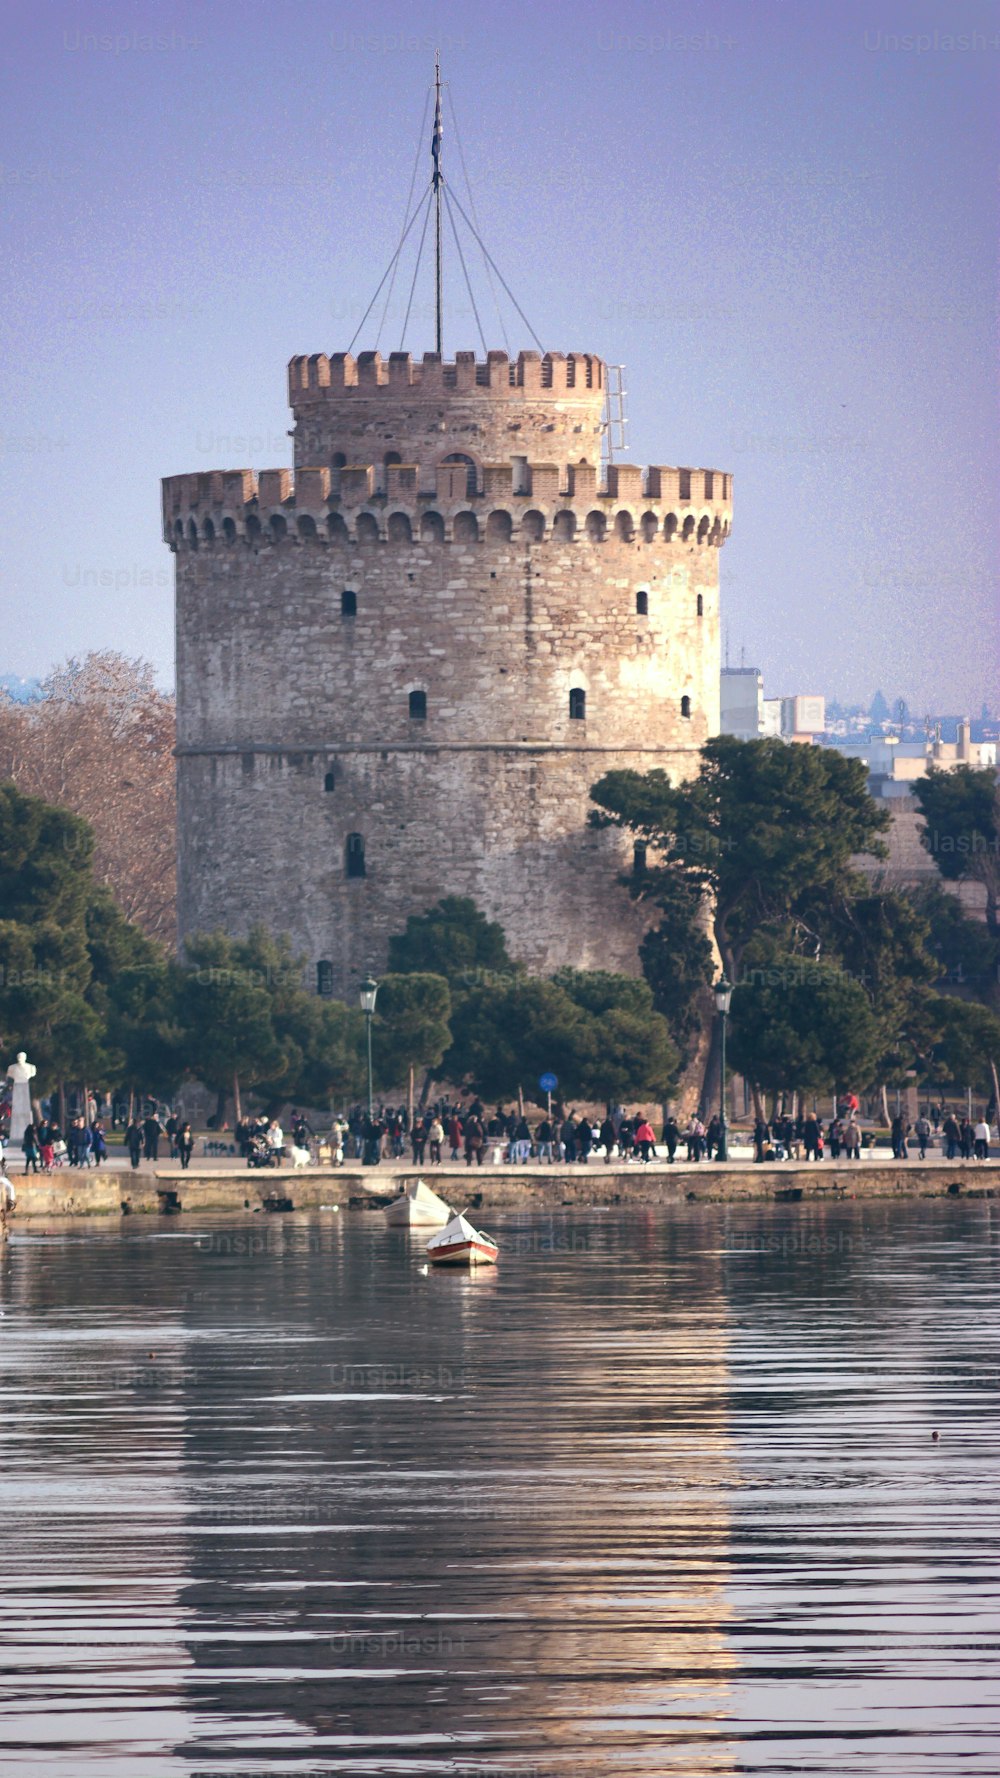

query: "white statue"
xmin=6 ymin=1052 xmax=36 ymax=1145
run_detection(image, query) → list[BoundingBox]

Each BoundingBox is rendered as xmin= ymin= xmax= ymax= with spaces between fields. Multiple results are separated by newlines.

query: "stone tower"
xmin=163 ymin=347 xmax=731 ymax=998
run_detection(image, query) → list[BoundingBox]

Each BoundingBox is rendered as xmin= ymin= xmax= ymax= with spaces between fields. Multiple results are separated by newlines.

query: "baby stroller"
xmin=246 ymin=1134 xmax=279 ymax=1169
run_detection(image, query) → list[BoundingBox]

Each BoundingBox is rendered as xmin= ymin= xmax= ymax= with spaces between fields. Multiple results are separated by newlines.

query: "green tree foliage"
xmin=387 ymin=894 xmax=515 ymax=990
xmin=905 ymin=883 xmax=999 ymax=1007
xmin=920 ymin=995 xmax=1000 ymax=1096
xmin=446 ymin=970 xmax=677 ymax=1104
xmin=728 ymin=959 xmax=881 ymax=1095
xmin=177 ymin=931 xmax=289 ymax=1118
xmin=371 ymin=973 xmax=452 ymax=1091
xmin=912 ymin=766 xmax=1000 ymax=937
xmin=591 ymin=737 xmax=890 ymax=983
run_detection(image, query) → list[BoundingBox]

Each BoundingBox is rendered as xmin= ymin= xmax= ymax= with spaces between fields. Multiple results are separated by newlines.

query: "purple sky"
xmin=2 ymin=0 xmax=997 ymax=713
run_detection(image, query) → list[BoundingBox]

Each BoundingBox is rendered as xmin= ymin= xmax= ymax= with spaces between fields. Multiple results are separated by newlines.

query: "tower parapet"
xmin=287 ymin=347 xmax=609 ymax=475
xmin=162 ymin=461 xmax=732 ymax=548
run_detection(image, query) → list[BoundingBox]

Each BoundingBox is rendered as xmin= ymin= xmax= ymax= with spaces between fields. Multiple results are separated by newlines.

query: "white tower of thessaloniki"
xmin=163 ymin=348 xmax=731 ymax=999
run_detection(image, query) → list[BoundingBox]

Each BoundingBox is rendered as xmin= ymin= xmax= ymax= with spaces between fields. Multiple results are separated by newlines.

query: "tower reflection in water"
xmin=175 ymin=1208 xmax=737 ymax=1773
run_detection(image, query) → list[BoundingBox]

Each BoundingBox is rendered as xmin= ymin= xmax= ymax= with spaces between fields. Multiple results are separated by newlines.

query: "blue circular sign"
xmin=539 ymin=1072 xmax=558 ymax=1093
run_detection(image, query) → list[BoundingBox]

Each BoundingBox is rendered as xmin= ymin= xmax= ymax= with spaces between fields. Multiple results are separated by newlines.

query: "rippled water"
xmin=0 ymin=1199 xmax=998 ymax=1776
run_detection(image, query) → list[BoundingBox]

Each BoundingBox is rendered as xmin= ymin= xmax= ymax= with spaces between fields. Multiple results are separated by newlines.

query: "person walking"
xmin=973 ymin=1117 xmax=991 ymax=1161
xmin=662 ymin=1116 xmax=679 ymax=1163
xmin=942 ymin=1112 xmax=961 ymax=1161
xmin=913 ymin=1113 xmax=931 ymax=1160
xmin=512 ymin=1117 xmax=532 ymax=1164
xmin=535 ymin=1116 xmax=554 ymax=1163
xmin=427 ymin=1116 xmax=444 ymax=1165
xmin=959 ymin=1117 xmax=974 ymax=1161
xmin=635 ymin=1118 xmax=656 ymax=1164
xmin=142 ymin=1111 xmax=163 ymax=1162
xmin=177 ymin=1123 xmax=194 ymax=1169
xmin=890 ymin=1113 xmax=911 ymax=1160
xmin=22 ymin=1122 xmax=40 ymax=1174
xmin=803 ymin=1112 xmax=822 ymax=1162
xmin=464 ymin=1114 xmax=484 ymax=1167
xmin=448 ymin=1112 xmax=464 ymax=1163
xmin=843 ymin=1115 xmax=861 ymax=1160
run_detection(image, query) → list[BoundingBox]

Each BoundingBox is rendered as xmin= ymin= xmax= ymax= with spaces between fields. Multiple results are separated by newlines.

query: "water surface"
xmin=1 ymin=1199 xmax=998 ymax=1775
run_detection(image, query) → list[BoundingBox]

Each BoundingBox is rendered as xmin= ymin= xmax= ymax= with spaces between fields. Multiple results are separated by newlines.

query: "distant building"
xmin=720 ymin=667 xmax=764 ymax=740
xmin=780 ymin=693 xmax=825 ymax=741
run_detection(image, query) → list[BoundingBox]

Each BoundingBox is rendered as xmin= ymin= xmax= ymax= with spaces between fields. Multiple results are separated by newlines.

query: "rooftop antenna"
xmin=432 ymin=50 xmax=443 ymax=354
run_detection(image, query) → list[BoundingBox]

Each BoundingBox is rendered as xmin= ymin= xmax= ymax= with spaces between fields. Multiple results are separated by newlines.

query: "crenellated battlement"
xmin=288 ymin=348 xmax=605 ymax=401
xmin=162 ymin=460 xmax=732 ymax=550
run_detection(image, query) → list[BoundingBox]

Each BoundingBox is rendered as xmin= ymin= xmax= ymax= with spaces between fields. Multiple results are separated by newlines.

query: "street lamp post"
xmin=359 ymin=976 xmax=379 ymax=1122
xmin=714 ymin=975 xmax=733 ymax=1162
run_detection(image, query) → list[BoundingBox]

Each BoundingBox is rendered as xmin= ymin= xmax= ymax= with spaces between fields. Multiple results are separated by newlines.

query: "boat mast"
xmin=432 ymin=50 xmax=443 ymax=355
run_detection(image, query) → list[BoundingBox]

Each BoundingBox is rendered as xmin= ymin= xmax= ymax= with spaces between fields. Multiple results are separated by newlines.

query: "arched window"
xmin=697 ymin=593 xmax=704 ymax=616
xmin=486 ymin=510 xmax=513 ymax=542
xmin=615 ymin=510 xmax=634 ymax=542
xmin=585 ymin=510 xmax=606 ymax=541
xmin=453 ymin=510 xmax=479 ymax=543
xmin=323 ymin=769 xmax=335 ymax=792
xmin=636 ymin=590 xmax=649 ymax=616
xmin=202 ymin=517 xmax=215 ymax=541
xmin=297 ymin=514 xmax=317 ymax=540
xmin=682 ymin=515 xmax=696 ymax=542
xmin=317 ymin=960 xmax=333 ymax=997
xmin=697 ymin=515 xmax=711 ymax=544
xmin=641 ymin=511 xmax=658 ymax=542
xmin=387 ymin=511 xmax=412 ymax=544
xmin=222 ymin=516 xmax=236 ymax=544
xmin=664 ymin=512 xmax=678 ymax=541
xmin=270 ymin=513 xmax=287 ymax=541
xmin=327 ymin=512 xmax=348 ymax=543
xmin=245 ymin=513 xmax=261 ymax=540
xmin=382 ymin=449 xmax=402 ymax=494
xmin=346 ymin=833 xmax=366 ymax=878
xmin=553 ymin=510 xmax=576 ymax=542
xmin=341 ymin=589 xmax=356 ymax=618
xmin=409 ymin=689 xmax=427 ymax=720
xmin=187 ymin=518 xmax=199 ymax=548
xmin=633 ymin=841 xmax=648 ymax=876
xmin=355 ymin=512 xmax=379 ymax=545
xmin=522 ymin=510 xmax=545 ymax=541
xmin=442 ymin=451 xmax=478 ymax=497
xmin=681 ymin=695 xmax=691 ymax=719
xmin=420 ymin=511 xmax=445 ymax=544
xmin=569 ymin=687 xmax=587 ymax=721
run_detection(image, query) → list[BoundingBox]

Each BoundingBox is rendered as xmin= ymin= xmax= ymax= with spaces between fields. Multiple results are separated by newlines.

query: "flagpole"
xmin=432 ymin=51 xmax=443 ymax=355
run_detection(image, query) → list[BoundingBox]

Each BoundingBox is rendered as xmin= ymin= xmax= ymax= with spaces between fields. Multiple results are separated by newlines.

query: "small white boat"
xmin=426 ymin=1212 xmax=499 ymax=1267
xmin=384 ymin=1178 xmax=453 ymax=1228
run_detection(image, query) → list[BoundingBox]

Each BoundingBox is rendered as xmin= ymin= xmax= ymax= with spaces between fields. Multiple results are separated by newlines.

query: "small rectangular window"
xmin=409 ymin=689 xmax=427 ymax=720
xmin=341 ymin=589 xmax=357 ymax=618
xmin=569 ymin=688 xmax=586 ymax=721
xmin=317 ymin=961 xmax=333 ymax=997
xmin=346 ymin=833 xmax=366 ymax=878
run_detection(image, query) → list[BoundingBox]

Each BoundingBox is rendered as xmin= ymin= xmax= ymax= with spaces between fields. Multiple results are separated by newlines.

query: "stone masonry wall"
xmin=167 ymin=349 xmax=730 ymax=1000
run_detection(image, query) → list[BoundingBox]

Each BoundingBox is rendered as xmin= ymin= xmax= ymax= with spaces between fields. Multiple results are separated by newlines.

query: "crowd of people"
xmin=2 ymin=1096 xmax=994 ymax=1174
xmin=18 ymin=1115 xmax=109 ymax=1173
xmin=327 ymin=1102 xmax=731 ymax=1167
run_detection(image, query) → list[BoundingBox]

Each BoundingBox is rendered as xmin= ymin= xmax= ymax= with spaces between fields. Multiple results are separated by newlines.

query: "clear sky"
xmin=2 ymin=0 xmax=997 ymax=713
